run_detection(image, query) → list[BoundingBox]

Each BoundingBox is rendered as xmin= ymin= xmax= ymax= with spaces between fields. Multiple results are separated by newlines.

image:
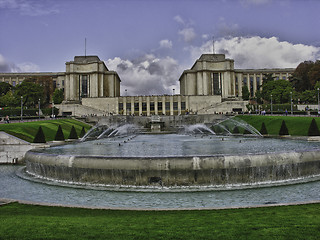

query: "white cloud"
xmin=174 ymin=15 xmax=184 ymax=24
xmin=187 ymin=36 xmax=320 ymax=69
xmin=0 ymin=54 xmax=40 ymax=72
xmin=0 ymin=0 xmax=59 ymax=16
xmin=106 ymin=54 xmax=181 ymax=96
xmin=179 ymin=27 xmax=196 ymax=43
xmin=17 ymin=62 xmax=40 ymax=72
xmin=159 ymin=39 xmax=173 ymax=49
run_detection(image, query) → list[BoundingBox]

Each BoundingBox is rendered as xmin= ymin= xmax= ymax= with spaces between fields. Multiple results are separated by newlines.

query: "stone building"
xmin=0 ymin=54 xmax=295 ymax=116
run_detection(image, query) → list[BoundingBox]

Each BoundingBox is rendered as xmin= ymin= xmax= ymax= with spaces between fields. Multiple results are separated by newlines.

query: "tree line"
xmin=0 ymin=80 xmax=64 ymax=108
xmin=242 ymin=60 xmax=320 ymax=104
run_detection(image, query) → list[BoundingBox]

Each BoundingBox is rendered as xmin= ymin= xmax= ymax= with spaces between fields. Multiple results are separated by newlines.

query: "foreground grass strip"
xmin=0 ymin=119 xmax=91 ymax=142
xmin=236 ymin=115 xmax=320 ymax=136
xmin=0 ymin=202 xmax=319 ymax=239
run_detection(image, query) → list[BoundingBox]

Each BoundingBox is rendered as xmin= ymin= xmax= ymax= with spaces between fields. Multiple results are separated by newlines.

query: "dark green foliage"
xmin=54 ymin=125 xmax=65 ymax=141
xmin=260 ymin=122 xmax=268 ymax=135
xmin=33 ymin=126 xmax=46 ymax=143
xmin=233 ymin=126 xmax=240 ymax=134
xmin=243 ymin=129 xmax=252 ymax=134
xmin=242 ymin=85 xmax=250 ymax=100
xmin=279 ymin=120 xmax=289 ymax=135
xmin=308 ymin=118 xmax=320 ymax=136
xmin=68 ymin=125 xmax=78 ymax=139
xmin=79 ymin=126 xmax=86 ymax=138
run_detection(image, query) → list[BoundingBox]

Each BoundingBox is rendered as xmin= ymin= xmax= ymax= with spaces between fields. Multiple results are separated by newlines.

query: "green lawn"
xmin=235 ymin=115 xmax=320 ymax=136
xmin=0 ymin=119 xmax=91 ymax=142
xmin=0 ymin=202 xmax=319 ymax=239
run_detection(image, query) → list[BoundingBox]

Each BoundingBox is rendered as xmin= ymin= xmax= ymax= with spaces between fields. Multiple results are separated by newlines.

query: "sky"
xmin=1 ymin=0 xmax=320 ymax=95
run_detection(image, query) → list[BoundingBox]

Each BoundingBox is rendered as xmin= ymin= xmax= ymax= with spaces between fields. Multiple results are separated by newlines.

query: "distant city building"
xmin=0 ymin=54 xmax=295 ymax=116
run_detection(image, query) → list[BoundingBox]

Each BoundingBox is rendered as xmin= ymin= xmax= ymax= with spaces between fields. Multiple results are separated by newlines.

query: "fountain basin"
xmin=24 ymin=134 xmax=320 ymax=189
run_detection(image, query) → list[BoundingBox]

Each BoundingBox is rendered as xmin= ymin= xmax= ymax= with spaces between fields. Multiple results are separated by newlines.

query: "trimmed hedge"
xmin=33 ymin=126 xmax=46 ymax=143
xmin=68 ymin=125 xmax=78 ymax=139
xmin=308 ymin=118 xmax=320 ymax=136
xmin=54 ymin=125 xmax=65 ymax=141
xmin=279 ymin=120 xmax=289 ymax=135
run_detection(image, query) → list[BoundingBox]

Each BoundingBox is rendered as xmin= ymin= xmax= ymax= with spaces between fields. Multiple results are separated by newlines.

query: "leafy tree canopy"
xmin=242 ymin=85 xmax=250 ymax=100
xmin=261 ymin=79 xmax=294 ymax=103
xmin=0 ymin=82 xmax=12 ymax=96
xmin=15 ymin=81 xmax=44 ymax=107
xmin=52 ymin=88 xmax=64 ymax=104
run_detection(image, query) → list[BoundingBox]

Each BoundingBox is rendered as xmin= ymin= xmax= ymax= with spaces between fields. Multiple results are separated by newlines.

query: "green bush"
xmin=33 ymin=126 xmax=46 ymax=143
xmin=54 ymin=125 xmax=65 ymax=141
xmin=260 ymin=122 xmax=268 ymax=135
xmin=308 ymin=118 xmax=320 ymax=136
xmin=233 ymin=126 xmax=240 ymax=134
xmin=68 ymin=125 xmax=78 ymax=139
xmin=279 ymin=120 xmax=289 ymax=135
xmin=79 ymin=126 xmax=86 ymax=138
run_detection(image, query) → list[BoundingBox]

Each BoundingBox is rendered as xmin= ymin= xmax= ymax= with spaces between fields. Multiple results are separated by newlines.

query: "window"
xmin=12 ymin=81 xmax=16 ymax=86
xmin=250 ymin=76 xmax=254 ymax=97
xmin=126 ymin=102 xmax=131 ymax=110
xmin=118 ymin=103 xmax=123 ymax=112
xmin=150 ymin=102 xmax=154 ymax=111
xmin=173 ymin=102 xmax=178 ymax=110
xmin=256 ymin=77 xmax=260 ymax=90
xmin=243 ymin=76 xmax=247 ymax=86
xmin=158 ymin=102 xmax=162 ymax=111
xmin=142 ymin=102 xmax=147 ymax=111
xmin=134 ymin=102 xmax=139 ymax=112
xmin=81 ymin=75 xmax=88 ymax=97
xmin=181 ymin=102 xmax=186 ymax=110
xmin=213 ymin=73 xmax=220 ymax=95
xmin=165 ymin=102 xmax=170 ymax=111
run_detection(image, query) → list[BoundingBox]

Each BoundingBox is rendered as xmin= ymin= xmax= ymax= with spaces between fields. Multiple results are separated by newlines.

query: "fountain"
xmin=23 ymin=117 xmax=320 ymax=191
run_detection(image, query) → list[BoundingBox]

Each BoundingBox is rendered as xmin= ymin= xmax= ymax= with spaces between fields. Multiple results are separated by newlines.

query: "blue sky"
xmin=1 ymin=0 xmax=320 ymax=95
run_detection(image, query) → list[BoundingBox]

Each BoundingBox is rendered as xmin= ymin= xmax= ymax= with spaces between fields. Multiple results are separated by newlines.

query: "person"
xmin=5 ymin=115 xmax=9 ymax=123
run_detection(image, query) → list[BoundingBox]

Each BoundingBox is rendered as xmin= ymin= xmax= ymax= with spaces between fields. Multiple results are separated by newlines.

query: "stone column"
xmin=147 ymin=96 xmax=150 ymax=116
xmin=178 ymin=95 xmax=181 ymax=115
xmin=170 ymin=96 xmax=174 ymax=116
xmin=123 ymin=97 xmax=127 ymax=115
xmin=139 ymin=96 xmax=142 ymax=116
xmin=131 ymin=97 xmax=134 ymax=115
xmin=253 ymin=73 xmax=257 ymax=96
xmin=162 ymin=96 xmax=166 ymax=115
xmin=203 ymin=72 xmax=208 ymax=95
xmin=197 ymin=72 xmax=203 ymax=95
xmin=154 ymin=96 xmax=158 ymax=115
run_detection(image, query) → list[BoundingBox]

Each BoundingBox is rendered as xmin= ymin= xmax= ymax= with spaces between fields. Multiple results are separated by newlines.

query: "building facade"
xmin=0 ymin=54 xmax=295 ymax=116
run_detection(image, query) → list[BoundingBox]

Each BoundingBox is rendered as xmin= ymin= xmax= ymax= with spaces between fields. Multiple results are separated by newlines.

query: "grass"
xmin=235 ymin=115 xmax=320 ymax=136
xmin=0 ymin=119 xmax=91 ymax=142
xmin=0 ymin=202 xmax=319 ymax=239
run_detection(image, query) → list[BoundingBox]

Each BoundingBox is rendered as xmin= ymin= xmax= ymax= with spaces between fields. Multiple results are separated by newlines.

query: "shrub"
xmin=33 ymin=126 xmax=46 ymax=143
xmin=260 ymin=122 xmax=268 ymax=135
xmin=233 ymin=126 xmax=240 ymax=134
xmin=308 ymin=118 xmax=320 ymax=136
xmin=279 ymin=120 xmax=289 ymax=135
xmin=243 ymin=129 xmax=252 ymax=134
xmin=68 ymin=125 xmax=78 ymax=139
xmin=54 ymin=125 xmax=65 ymax=141
xmin=79 ymin=126 xmax=86 ymax=138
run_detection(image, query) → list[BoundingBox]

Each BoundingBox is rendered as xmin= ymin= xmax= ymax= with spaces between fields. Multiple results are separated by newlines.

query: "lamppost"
xmin=52 ymin=102 xmax=54 ymax=118
xmin=271 ymin=94 xmax=273 ymax=115
xmin=38 ymin=98 xmax=40 ymax=120
xmin=20 ymin=96 xmax=23 ymax=121
xmin=317 ymin=88 xmax=319 ymax=115
xmin=125 ymin=89 xmax=127 ymax=96
xmin=173 ymin=89 xmax=175 ymax=95
xmin=290 ymin=92 xmax=293 ymax=115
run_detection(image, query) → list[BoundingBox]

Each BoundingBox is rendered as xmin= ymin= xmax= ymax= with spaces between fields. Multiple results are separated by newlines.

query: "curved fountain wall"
xmin=25 ymin=149 xmax=320 ymax=188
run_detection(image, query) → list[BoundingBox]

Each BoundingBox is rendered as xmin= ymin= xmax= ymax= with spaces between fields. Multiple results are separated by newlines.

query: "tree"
xmin=290 ymin=61 xmax=314 ymax=92
xmin=308 ymin=60 xmax=320 ymax=88
xmin=242 ymin=85 xmax=250 ymax=100
xmin=0 ymin=90 xmax=19 ymax=107
xmin=79 ymin=126 xmax=86 ymax=138
xmin=68 ymin=126 xmax=78 ymax=139
xmin=33 ymin=126 xmax=46 ymax=143
xmin=15 ymin=81 xmax=44 ymax=107
xmin=233 ymin=126 xmax=240 ymax=134
xmin=308 ymin=118 xmax=320 ymax=136
xmin=0 ymin=82 xmax=12 ymax=96
xmin=262 ymin=73 xmax=275 ymax=86
xmin=260 ymin=122 xmax=268 ymax=135
xmin=279 ymin=120 xmax=289 ymax=136
xmin=261 ymin=80 xmax=294 ymax=103
xmin=54 ymin=125 xmax=65 ymax=141
xmin=52 ymin=88 xmax=64 ymax=104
